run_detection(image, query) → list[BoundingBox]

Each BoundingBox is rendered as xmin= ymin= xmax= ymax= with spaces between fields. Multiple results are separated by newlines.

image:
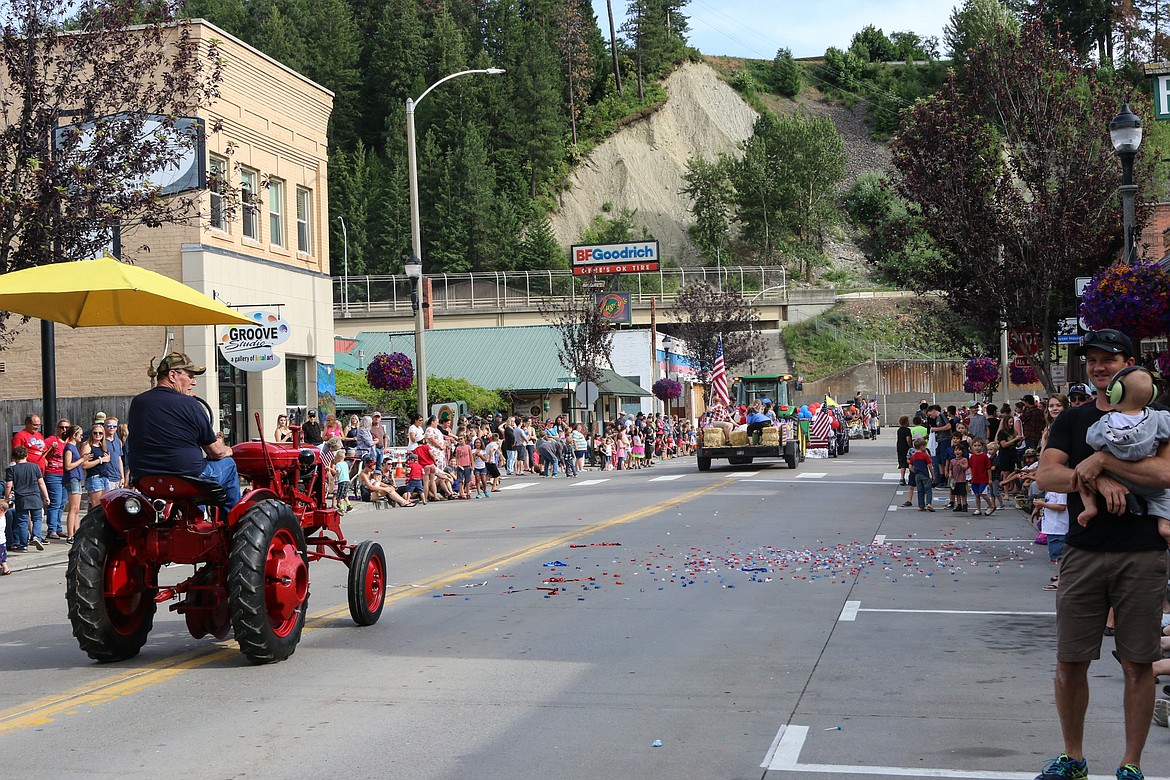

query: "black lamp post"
xmin=1109 ymin=102 xmax=1143 ymax=264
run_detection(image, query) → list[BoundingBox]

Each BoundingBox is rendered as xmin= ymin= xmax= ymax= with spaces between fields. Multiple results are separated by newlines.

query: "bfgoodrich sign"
xmin=571 ymin=240 xmax=660 ymax=275
xmin=219 ymin=311 xmax=290 ymax=371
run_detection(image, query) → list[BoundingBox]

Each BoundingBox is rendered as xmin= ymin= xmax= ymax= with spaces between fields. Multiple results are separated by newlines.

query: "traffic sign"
xmin=1008 ymin=327 xmax=1042 ymax=356
xmin=1056 ymin=334 xmax=1081 ymax=344
xmin=557 ymin=376 xmax=579 ymax=383
xmin=1075 ymin=277 xmax=1091 ymax=297
xmin=575 ymin=381 xmax=599 ymax=407
xmin=1050 ymin=365 xmax=1067 ymax=384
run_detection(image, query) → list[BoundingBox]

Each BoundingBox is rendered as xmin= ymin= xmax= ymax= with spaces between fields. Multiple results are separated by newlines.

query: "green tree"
xmin=520 ymin=212 xmax=567 ymax=270
xmin=850 ymin=25 xmax=895 ymax=62
xmin=681 ymin=154 xmax=734 ymax=263
xmin=362 ymin=0 xmax=426 ymax=150
xmin=944 ymin=0 xmax=1019 ymax=62
xmin=770 ymin=47 xmax=802 ymax=97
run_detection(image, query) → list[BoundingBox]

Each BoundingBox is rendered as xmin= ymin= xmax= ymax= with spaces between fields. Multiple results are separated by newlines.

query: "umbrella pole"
xmin=41 ymin=320 xmax=57 ymax=426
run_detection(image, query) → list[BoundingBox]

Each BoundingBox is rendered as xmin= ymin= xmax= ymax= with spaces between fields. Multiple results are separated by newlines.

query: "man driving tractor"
xmin=126 ymin=352 xmax=240 ymax=510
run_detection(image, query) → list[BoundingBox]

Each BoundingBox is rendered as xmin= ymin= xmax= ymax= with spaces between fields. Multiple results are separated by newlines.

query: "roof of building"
xmin=335 ymin=325 xmax=649 ymax=397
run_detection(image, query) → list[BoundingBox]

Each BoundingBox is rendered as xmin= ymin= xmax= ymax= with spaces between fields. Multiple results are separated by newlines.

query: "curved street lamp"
xmin=1109 ymin=102 xmax=1143 ymax=264
xmin=406 ymin=67 xmax=506 ymax=418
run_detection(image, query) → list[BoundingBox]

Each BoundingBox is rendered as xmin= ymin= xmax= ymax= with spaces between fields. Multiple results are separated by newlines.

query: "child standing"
xmin=1034 ymin=491 xmax=1068 ymax=590
xmin=4 ymin=446 xmax=49 ymax=551
xmin=949 ymin=441 xmax=970 ymax=513
xmin=454 ymin=436 xmax=473 ymax=499
xmin=335 ymin=456 xmax=352 ymax=512
xmin=472 ymin=438 xmax=489 ymax=498
xmin=968 ymin=439 xmax=993 ymax=516
xmin=909 ymin=438 xmax=935 ymax=512
xmin=403 ymin=453 xmax=426 ymax=504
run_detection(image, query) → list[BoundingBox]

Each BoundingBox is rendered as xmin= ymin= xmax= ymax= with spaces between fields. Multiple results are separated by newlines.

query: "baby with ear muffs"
xmin=1081 ymin=365 xmax=1170 ymax=546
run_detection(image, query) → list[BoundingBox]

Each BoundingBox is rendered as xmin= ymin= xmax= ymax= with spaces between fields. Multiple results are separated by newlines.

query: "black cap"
xmin=1075 ymin=328 xmax=1134 ymax=357
xmin=1068 ymin=383 xmax=1093 ymax=398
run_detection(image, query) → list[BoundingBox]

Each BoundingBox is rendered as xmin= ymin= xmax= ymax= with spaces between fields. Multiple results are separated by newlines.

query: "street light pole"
xmin=1109 ymin=102 xmax=1143 ymax=265
xmin=337 ymin=215 xmax=349 ymax=316
xmin=406 ymin=67 xmax=505 ymax=420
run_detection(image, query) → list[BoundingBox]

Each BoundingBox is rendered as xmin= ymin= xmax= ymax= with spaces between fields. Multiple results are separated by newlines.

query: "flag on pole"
xmin=712 ymin=336 xmax=730 ymax=406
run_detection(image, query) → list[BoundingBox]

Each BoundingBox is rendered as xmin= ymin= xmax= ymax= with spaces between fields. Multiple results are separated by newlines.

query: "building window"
xmin=286 ymin=357 xmax=307 ymax=406
xmin=209 ymin=155 xmax=227 ymax=231
xmin=269 ymin=178 xmax=284 ymax=247
xmin=296 ymin=187 xmax=312 ymax=254
xmin=240 ymin=167 xmax=259 ymax=240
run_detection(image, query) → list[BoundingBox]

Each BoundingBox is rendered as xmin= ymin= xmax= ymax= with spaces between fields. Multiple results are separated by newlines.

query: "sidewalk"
xmin=5 ymin=537 xmax=71 ymax=573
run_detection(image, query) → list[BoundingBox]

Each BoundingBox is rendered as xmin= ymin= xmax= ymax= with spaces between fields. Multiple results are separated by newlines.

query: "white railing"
xmin=333 ymin=266 xmax=789 ymax=317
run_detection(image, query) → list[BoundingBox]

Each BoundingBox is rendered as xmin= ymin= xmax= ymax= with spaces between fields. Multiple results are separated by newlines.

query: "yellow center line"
xmin=0 ymin=477 xmax=731 ymax=735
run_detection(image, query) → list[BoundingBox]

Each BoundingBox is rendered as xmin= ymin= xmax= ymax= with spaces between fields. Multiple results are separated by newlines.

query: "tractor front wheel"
xmin=347 ymin=540 xmax=387 ymax=626
xmin=66 ymin=507 xmax=157 ymax=662
xmin=228 ymin=500 xmax=309 ymax=664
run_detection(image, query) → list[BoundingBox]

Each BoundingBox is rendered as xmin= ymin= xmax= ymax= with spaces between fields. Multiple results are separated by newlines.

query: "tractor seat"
xmin=136 ymin=475 xmax=229 ymax=506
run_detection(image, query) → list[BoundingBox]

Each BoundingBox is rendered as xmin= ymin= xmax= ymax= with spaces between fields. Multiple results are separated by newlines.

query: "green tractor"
xmin=696 ymin=374 xmax=806 ymax=472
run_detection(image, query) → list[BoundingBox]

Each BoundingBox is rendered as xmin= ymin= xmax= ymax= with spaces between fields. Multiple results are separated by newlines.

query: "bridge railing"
xmin=334 ymin=266 xmax=789 ymax=317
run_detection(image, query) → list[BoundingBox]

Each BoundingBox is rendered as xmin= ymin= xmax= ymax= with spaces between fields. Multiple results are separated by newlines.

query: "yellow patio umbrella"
xmin=0 ymin=255 xmax=253 ymax=327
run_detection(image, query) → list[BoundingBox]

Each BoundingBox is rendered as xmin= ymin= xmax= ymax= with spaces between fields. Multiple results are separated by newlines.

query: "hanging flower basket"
xmin=652 ymin=378 xmax=683 ymax=401
xmin=963 ymin=378 xmax=986 ymax=395
xmin=1010 ymin=362 xmax=1038 ymax=386
xmin=1080 ymin=262 xmax=1170 ymax=341
xmin=964 ymin=355 xmax=1001 ymax=388
xmin=367 ymin=352 xmax=414 ymax=392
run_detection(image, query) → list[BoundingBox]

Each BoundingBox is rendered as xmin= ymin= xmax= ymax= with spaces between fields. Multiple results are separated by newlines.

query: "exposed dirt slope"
xmin=550 ymin=62 xmax=758 ymax=265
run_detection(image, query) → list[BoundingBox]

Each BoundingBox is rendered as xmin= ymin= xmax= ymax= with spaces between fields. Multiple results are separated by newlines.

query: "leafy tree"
xmin=1038 ymin=0 xmax=1112 ymax=62
xmin=669 ymin=282 xmax=764 ymax=388
xmin=889 ymin=31 xmax=934 ymax=61
xmin=770 ymin=47 xmax=802 ymax=97
xmin=944 ymin=0 xmax=1019 ymax=62
xmin=892 ymin=16 xmax=1152 ymax=391
xmin=578 ymin=207 xmax=641 ymax=244
xmin=821 ymin=46 xmax=863 ymax=88
xmin=540 ymin=292 xmax=615 ymax=385
xmin=0 ymin=0 xmax=224 ymax=341
xmin=729 ymin=112 xmax=845 ymax=279
xmin=850 ymin=25 xmax=895 ymax=62
xmin=621 ymin=0 xmax=691 ymax=100
xmin=681 ymin=154 xmax=734 ymax=264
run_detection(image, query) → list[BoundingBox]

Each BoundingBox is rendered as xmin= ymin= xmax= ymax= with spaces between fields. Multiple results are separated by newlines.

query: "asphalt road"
xmin=1 ymin=438 xmax=1167 ymax=779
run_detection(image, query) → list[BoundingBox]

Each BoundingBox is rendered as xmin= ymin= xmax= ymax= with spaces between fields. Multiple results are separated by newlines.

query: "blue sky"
xmin=591 ymin=0 xmax=958 ymax=60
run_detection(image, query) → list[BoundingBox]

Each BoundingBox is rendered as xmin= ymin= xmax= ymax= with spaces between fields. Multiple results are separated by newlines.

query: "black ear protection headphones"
xmin=1105 ymin=365 xmax=1159 ymax=407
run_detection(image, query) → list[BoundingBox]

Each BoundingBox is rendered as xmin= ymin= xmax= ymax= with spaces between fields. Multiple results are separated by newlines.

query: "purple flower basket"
xmin=367 ymin=352 xmax=414 ymax=392
xmin=652 ymin=378 xmax=683 ymax=401
xmin=1080 ymin=262 xmax=1170 ymax=341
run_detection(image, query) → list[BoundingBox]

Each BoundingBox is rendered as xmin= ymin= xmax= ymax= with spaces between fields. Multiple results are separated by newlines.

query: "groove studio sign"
xmin=219 ymin=311 xmax=290 ymax=371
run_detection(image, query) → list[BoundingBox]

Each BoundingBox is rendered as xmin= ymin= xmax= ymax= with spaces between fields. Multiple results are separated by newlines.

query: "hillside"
xmin=550 ymin=62 xmax=757 ymax=264
xmin=549 ymin=60 xmax=892 ymax=275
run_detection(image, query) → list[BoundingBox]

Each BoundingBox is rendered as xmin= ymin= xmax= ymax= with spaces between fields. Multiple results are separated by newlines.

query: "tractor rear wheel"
xmin=347 ymin=540 xmax=387 ymax=626
xmin=66 ymin=507 xmax=157 ymax=662
xmin=697 ymin=456 xmax=711 ymax=472
xmin=228 ymin=500 xmax=308 ymax=664
xmin=785 ymin=441 xmax=799 ymax=469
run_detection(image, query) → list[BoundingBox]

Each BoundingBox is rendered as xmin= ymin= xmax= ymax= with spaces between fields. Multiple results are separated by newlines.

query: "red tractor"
xmin=65 ymin=415 xmax=385 ymax=664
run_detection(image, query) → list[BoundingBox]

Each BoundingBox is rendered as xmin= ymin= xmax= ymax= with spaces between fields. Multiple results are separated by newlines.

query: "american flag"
xmin=711 ymin=336 xmax=730 ymax=406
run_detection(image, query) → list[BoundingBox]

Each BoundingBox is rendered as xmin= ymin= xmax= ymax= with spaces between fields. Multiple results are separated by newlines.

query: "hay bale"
xmin=730 ymin=430 xmax=749 ymax=446
xmin=702 ymin=429 xmax=726 ymax=447
xmin=760 ymin=428 xmax=780 ymax=445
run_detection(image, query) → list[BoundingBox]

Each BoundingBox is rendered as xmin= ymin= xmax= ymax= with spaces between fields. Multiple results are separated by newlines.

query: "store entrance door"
xmin=217 ymin=355 xmax=249 ymax=445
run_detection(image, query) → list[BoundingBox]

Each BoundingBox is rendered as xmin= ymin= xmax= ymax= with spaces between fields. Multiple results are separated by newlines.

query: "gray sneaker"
xmin=31 ymin=536 xmax=44 ymax=551
xmin=1154 ymin=698 xmax=1170 ymax=728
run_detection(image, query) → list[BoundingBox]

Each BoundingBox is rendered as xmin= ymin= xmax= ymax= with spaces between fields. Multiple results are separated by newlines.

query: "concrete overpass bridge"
xmin=332 ymin=266 xmax=840 ymax=336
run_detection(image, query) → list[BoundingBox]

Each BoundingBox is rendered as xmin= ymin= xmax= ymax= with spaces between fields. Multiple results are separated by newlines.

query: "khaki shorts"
xmin=1056 ymin=547 xmax=1169 ymax=663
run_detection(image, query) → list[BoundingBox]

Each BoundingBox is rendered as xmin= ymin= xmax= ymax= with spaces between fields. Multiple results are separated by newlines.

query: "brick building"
xmin=1 ymin=20 xmax=334 ymax=444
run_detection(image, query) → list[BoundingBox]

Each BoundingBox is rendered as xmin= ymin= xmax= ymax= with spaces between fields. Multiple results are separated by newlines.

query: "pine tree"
xmin=520 ymin=212 xmax=566 ymax=270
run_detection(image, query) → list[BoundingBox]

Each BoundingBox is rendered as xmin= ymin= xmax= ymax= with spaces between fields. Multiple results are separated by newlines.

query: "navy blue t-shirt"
xmin=127 ymin=386 xmax=216 ymax=478
xmin=1046 ymin=400 xmax=1169 ymax=552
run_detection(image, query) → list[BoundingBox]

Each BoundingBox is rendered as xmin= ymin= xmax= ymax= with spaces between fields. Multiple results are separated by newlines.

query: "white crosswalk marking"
xmin=649 ymin=474 xmax=685 ymax=481
xmin=571 ymin=479 xmax=610 ymax=486
xmin=882 ymin=472 xmax=902 ymax=481
xmin=796 ymin=472 xmax=826 ymax=479
xmin=495 ymin=482 xmax=538 ymax=491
